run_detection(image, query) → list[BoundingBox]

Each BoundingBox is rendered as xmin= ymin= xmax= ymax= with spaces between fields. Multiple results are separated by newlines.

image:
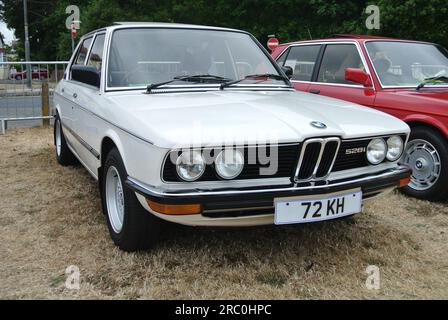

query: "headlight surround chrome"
xmin=367 ymin=138 xmax=387 ymax=165
xmin=386 ymin=136 xmax=404 ymax=161
xmin=215 ymin=148 xmax=244 ymax=180
xmin=175 ymin=150 xmax=206 ymax=182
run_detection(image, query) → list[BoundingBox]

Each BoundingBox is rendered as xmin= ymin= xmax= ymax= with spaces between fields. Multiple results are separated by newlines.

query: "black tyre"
xmin=101 ymin=147 xmax=162 ymax=251
xmin=15 ymin=75 xmax=22 ymax=80
xmin=54 ymin=115 xmax=78 ymax=166
xmin=401 ymin=126 xmax=448 ymax=201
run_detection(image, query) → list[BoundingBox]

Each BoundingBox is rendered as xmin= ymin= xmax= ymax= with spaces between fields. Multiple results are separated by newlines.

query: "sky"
xmin=0 ymin=20 xmax=15 ymax=45
xmin=0 ymin=0 xmax=16 ymax=45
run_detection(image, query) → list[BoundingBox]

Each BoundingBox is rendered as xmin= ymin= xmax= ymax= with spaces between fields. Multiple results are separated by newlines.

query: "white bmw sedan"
xmin=54 ymin=23 xmax=411 ymax=251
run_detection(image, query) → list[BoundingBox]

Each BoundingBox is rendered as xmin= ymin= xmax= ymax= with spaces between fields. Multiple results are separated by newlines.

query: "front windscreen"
xmin=107 ymin=28 xmax=282 ymax=88
xmin=365 ymin=41 xmax=448 ymax=87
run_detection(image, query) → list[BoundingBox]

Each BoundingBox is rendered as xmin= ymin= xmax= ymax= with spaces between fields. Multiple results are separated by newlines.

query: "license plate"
xmin=274 ymin=189 xmax=362 ymax=225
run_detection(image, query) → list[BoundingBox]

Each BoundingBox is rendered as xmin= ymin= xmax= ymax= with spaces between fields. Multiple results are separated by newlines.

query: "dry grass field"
xmin=0 ymin=127 xmax=447 ymax=299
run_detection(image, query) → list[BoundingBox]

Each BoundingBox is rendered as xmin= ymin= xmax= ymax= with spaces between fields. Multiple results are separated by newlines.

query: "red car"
xmin=14 ymin=67 xmax=48 ymax=80
xmin=272 ymin=35 xmax=448 ymax=201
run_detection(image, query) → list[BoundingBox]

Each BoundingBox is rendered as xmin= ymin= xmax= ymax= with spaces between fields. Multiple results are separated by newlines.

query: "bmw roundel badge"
xmin=310 ymin=121 xmax=327 ymax=129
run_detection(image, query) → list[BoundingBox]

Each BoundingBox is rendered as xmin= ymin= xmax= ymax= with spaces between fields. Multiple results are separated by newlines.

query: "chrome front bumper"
xmin=126 ymin=165 xmax=411 ymax=226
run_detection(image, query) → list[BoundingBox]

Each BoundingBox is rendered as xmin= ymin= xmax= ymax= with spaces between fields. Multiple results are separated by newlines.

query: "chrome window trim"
xmin=276 ymin=41 xmax=376 ymax=90
xmin=290 ymin=80 xmax=369 ymax=89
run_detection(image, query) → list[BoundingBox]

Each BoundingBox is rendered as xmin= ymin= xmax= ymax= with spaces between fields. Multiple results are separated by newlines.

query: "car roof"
xmin=82 ymin=22 xmax=245 ymax=38
xmin=280 ymin=34 xmax=434 ymax=46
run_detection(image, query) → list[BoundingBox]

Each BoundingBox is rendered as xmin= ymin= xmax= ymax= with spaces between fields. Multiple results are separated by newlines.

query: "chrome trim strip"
xmin=128 ymin=165 xmax=410 ymax=198
xmin=343 ymin=134 xmax=403 ymax=142
xmin=64 ymin=133 xmax=99 ymax=180
xmin=62 ymin=122 xmax=100 ymax=159
xmin=291 ymin=80 xmax=367 ymax=89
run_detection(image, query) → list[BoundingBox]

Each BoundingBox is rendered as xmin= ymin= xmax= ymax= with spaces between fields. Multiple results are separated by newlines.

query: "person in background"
xmin=9 ymin=66 xmax=17 ymax=79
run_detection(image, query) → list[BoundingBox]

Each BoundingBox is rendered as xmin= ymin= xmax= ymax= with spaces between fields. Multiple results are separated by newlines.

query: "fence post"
xmin=41 ymin=82 xmax=50 ymax=126
xmin=1 ymin=120 xmax=5 ymax=135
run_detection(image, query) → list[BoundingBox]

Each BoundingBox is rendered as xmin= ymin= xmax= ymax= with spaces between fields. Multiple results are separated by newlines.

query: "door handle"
xmin=73 ymin=93 xmax=77 ymax=98
xmin=61 ymin=88 xmax=65 ymax=93
xmin=309 ymin=89 xmax=320 ymax=94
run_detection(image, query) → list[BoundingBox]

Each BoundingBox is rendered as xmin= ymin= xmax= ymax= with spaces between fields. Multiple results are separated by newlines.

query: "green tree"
xmin=371 ymin=0 xmax=448 ymax=47
xmin=1 ymin=0 xmax=448 ymax=61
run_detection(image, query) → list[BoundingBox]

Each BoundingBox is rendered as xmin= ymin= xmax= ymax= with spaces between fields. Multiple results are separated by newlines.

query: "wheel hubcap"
xmin=403 ymin=139 xmax=441 ymax=191
xmin=55 ymin=120 xmax=62 ymax=156
xmin=105 ymin=166 xmax=125 ymax=233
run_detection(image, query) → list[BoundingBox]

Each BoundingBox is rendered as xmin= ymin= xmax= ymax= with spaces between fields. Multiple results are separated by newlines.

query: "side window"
xmin=317 ymin=44 xmax=364 ymax=85
xmin=283 ymin=45 xmax=320 ymax=81
xmin=74 ymin=37 xmax=93 ymax=65
xmin=275 ymin=48 xmax=289 ymax=67
xmin=87 ymin=34 xmax=105 ymax=71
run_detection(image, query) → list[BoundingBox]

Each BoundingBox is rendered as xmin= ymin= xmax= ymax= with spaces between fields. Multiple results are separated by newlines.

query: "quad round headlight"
xmin=176 ymin=150 xmax=206 ymax=181
xmin=215 ymin=149 xmax=244 ymax=180
xmin=367 ymin=138 xmax=387 ymax=165
xmin=386 ymin=136 xmax=404 ymax=161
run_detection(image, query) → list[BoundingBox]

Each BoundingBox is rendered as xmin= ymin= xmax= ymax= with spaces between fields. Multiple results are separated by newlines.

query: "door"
xmin=58 ymin=36 xmax=93 ymax=147
xmin=276 ymin=44 xmax=322 ymax=92
xmin=72 ymin=33 xmax=106 ymax=173
xmin=308 ymin=43 xmax=376 ymax=107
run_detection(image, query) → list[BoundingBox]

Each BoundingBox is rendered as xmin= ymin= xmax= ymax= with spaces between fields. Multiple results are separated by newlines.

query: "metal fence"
xmin=0 ymin=61 xmax=69 ymax=134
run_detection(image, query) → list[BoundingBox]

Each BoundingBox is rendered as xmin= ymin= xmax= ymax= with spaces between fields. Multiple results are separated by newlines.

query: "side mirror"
xmin=71 ymin=65 xmax=100 ymax=88
xmin=345 ymin=68 xmax=372 ymax=87
xmin=281 ymin=66 xmax=293 ymax=79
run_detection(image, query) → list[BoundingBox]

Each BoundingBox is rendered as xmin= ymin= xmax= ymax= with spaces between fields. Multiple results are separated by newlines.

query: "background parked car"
xmin=272 ymin=35 xmax=448 ymax=201
xmin=13 ymin=67 xmax=48 ymax=80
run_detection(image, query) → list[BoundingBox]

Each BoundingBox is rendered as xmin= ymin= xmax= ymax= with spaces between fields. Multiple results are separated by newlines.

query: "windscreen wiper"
xmin=416 ymin=76 xmax=448 ymax=90
xmin=220 ymin=73 xmax=290 ymax=90
xmin=147 ymin=75 xmax=231 ymax=93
